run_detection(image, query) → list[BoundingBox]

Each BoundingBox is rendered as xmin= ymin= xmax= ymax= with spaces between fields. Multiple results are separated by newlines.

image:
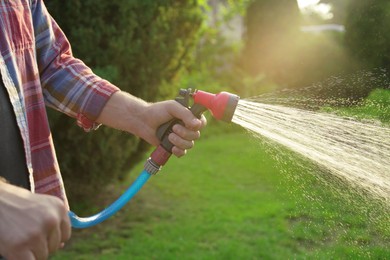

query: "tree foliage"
xmin=45 ymin=0 xmax=203 ymax=204
xmin=345 ymin=0 xmax=390 ymax=71
xmin=319 ymin=0 xmax=351 ymax=24
xmin=240 ymin=0 xmax=301 ymax=81
xmin=239 ymin=0 xmax=351 ymax=91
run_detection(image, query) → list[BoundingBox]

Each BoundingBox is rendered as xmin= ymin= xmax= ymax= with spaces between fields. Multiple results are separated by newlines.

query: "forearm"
xmin=96 ymin=90 xmax=205 ymax=156
xmin=96 ymin=91 xmax=152 ymax=139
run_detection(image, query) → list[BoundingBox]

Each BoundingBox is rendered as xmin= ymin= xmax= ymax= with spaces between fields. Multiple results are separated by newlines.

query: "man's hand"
xmin=97 ymin=91 xmax=207 ymax=157
xmin=139 ymin=100 xmax=206 ymax=157
xmin=0 ymin=182 xmax=71 ymax=260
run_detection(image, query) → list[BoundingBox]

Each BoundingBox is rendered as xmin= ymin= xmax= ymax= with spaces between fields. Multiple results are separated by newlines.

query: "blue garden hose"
xmin=67 ymin=89 xmax=239 ymax=229
xmin=68 ymin=170 xmax=152 ymax=228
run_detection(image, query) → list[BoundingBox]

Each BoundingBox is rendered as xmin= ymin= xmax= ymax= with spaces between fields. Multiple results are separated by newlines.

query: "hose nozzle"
xmin=69 ymin=89 xmax=240 ymax=228
xmin=192 ymin=90 xmax=240 ymax=123
xmin=152 ymin=89 xmax=240 ymax=169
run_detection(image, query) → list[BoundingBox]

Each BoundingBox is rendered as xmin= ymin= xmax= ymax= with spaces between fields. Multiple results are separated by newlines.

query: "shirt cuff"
xmin=76 ymin=81 xmax=120 ymax=132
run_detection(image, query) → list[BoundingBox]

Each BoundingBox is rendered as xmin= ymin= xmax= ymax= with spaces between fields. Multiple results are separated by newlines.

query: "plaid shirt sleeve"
xmin=31 ymin=0 xmax=119 ymax=131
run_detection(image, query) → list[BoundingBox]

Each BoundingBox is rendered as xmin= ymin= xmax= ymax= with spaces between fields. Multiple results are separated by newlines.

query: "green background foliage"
xmin=45 ymin=0 xmax=390 ymax=206
xmin=43 ymin=0 xmax=390 ymax=258
xmin=239 ymin=0 xmax=353 ymax=90
xmin=45 ymin=0 xmax=203 ymax=204
xmin=345 ymin=0 xmax=390 ymax=71
xmin=53 ymin=127 xmax=390 ymax=259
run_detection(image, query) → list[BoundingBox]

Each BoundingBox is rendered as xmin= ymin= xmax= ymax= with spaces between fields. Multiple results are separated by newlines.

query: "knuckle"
xmin=42 ymin=206 xmax=62 ymax=230
xmin=44 ymin=213 xmax=59 ymax=229
xmin=168 ymin=133 xmax=178 ymax=144
xmin=29 ymin=229 xmax=43 ymax=241
xmin=173 ymin=124 xmax=184 ymax=136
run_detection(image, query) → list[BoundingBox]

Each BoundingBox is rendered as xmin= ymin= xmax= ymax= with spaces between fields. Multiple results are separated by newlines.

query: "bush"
xmin=345 ymin=0 xmax=390 ymax=70
xmin=45 ymin=0 xmax=203 ymax=205
xmin=236 ymin=0 xmax=355 ymax=95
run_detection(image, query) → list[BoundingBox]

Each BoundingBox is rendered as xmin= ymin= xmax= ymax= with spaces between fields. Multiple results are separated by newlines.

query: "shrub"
xmin=45 ymin=0 xmax=203 ymax=205
xmin=345 ymin=0 xmax=390 ymax=71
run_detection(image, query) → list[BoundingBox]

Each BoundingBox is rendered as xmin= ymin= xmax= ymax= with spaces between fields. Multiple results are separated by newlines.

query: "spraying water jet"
xmin=232 ymin=99 xmax=390 ymax=202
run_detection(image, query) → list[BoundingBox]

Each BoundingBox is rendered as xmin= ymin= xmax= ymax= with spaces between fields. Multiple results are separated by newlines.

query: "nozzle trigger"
xmin=156 ymin=89 xmax=207 ymax=153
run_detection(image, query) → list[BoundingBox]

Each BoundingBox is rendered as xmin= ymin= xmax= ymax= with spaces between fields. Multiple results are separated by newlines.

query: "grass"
xmin=322 ymin=88 xmax=390 ymax=124
xmin=53 ymin=124 xmax=390 ymax=260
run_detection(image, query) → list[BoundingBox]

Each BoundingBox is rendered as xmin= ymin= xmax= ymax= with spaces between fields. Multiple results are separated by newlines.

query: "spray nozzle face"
xmin=192 ymin=90 xmax=240 ymax=123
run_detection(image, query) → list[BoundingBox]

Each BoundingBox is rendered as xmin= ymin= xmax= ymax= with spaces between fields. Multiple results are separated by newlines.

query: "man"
xmin=0 ymin=0 xmax=206 ymax=259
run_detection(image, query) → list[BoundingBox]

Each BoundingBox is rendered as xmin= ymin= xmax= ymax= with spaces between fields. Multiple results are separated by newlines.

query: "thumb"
xmin=167 ymin=101 xmax=203 ymax=130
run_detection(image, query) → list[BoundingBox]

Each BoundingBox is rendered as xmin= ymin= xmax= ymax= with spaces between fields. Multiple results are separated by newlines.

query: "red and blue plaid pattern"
xmin=0 ymin=0 xmax=119 ymax=206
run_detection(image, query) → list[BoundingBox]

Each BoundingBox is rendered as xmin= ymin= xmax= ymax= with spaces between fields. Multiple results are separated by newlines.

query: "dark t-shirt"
xmin=0 ymin=79 xmax=30 ymax=189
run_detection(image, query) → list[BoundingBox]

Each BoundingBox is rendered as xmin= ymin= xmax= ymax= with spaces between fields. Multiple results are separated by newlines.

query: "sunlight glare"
xmin=297 ymin=0 xmax=320 ymax=9
xmin=297 ymin=0 xmax=333 ymax=20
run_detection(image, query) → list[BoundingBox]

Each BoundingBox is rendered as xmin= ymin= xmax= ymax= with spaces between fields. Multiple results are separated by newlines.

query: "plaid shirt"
xmin=0 ymin=0 xmax=119 ymax=206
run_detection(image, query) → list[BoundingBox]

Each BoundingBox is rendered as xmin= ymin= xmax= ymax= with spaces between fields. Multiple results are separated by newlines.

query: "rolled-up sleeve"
xmin=31 ymin=0 xmax=119 ymax=131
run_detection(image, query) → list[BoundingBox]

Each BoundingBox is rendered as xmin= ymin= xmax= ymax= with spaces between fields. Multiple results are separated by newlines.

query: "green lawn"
xmin=322 ymin=88 xmax=390 ymax=124
xmin=54 ymin=127 xmax=389 ymax=260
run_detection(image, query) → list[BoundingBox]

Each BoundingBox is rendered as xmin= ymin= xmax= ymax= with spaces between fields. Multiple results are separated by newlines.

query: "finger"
xmin=31 ymin=239 xmax=49 ymax=260
xmin=167 ymin=102 xmax=203 ymax=130
xmin=47 ymin=225 xmax=61 ymax=254
xmin=172 ymin=124 xmax=201 ymax=141
xmin=9 ymin=250 xmax=35 ymax=260
xmin=61 ymin=214 xmax=72 ymax=243
xmin=171 ymin=146 xmax=187 ymax=158
xmin=199 ymin=114 xmax=207 ymax=127
xmin=168 ymin=133 xmax=194 ymax=150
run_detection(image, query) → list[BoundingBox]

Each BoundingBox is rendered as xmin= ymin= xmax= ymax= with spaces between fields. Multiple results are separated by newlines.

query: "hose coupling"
xmin=144 ymin=158 xmax=161 ymax=175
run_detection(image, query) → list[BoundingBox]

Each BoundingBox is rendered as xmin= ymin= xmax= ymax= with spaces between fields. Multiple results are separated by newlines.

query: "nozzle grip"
xmin=156 ymin=104 xmax=207 ymax=153
xmin=190 ymin=103 xmax=208 ymax=118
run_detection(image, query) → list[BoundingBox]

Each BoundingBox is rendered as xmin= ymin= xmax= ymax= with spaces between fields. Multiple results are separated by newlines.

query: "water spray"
xmin=68 ymin=89 xmax=239 ymax=228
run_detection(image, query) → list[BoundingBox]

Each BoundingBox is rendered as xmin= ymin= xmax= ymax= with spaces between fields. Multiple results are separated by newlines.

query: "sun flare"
xmin=297 ymin=0 xmax=320 ymax=9
xmin=297 ymin=0 xmax=333 ymax=20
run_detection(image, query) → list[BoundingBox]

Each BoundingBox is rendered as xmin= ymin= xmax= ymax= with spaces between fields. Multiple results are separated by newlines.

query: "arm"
xmin=32 ymin=0 xmax=206 ymax=154
xmin=96 ymin=91 xmax=206 ymax=157
xmin=32 ymin=0 xmax=119 ymax=131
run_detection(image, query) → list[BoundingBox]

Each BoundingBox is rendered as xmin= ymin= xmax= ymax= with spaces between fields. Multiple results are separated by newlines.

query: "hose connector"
xmin=144 ymin=145 xmax=172 ymax=175
xmin=144 ymin=158 xmax=161 ymax=175
xmin=68 ymin=88 xmax=240 ymax=229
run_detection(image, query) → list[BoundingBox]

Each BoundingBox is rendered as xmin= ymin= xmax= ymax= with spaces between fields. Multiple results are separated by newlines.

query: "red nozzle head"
xmin=192 ymin=90 xmax=240 ymax=122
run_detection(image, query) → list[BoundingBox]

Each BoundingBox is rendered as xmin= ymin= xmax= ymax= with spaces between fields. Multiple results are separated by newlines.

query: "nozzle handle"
xmin=156 ymin=103 xmax=207 ymax=153
xmin=190 ymin=103 xmax=208 ymax=118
